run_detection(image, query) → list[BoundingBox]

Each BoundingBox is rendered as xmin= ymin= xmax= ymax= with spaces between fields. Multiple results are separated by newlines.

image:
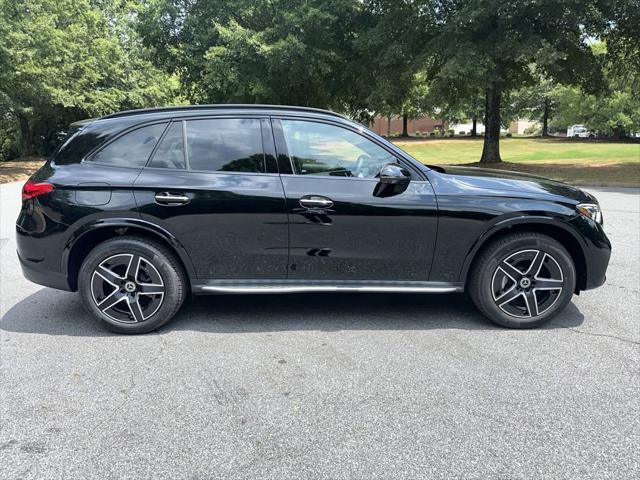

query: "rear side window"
xmin=90 ymin=123 xmax=166 ymax=167
xmin=185 ymin=118 xmax=265 ymax=173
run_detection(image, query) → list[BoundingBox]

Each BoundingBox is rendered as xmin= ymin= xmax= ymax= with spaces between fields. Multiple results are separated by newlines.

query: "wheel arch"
xmin=63 ymin=218 xmax=196 ymax=291
xmin=460 ymin=217 xmax=588 ymax=293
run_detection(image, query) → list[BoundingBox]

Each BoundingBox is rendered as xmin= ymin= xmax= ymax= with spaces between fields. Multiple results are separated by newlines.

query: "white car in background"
xmin=567 ymin=124 xmax=591 ymax=138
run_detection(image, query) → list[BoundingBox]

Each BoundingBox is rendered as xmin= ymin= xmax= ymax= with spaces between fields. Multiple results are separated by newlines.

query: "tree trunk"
xmin=16 ymin=112 xmax=35 ymax=157
xmin=479 ymin=85 xmax=502 ymax=164
xmin=400 ymin=113 xmax=409 ymax=137
xmin=386 ymin=115 xmax=391 ymax=137
xmin=542 ymin=98 xmax=550 ymax=137
xmin=471 ymin=116 xmax=477 ymax=137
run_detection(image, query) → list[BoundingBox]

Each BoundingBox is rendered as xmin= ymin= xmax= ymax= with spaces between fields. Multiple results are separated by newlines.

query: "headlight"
xmin=577 ymin=203 xmax=603 ymax=224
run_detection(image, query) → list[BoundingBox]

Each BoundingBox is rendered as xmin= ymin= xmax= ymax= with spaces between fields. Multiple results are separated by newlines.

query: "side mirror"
xmin=373 ymin=163 xmax=411 ymax=197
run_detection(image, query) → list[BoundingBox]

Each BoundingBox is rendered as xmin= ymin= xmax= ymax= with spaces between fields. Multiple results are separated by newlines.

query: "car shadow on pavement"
xmin=1 ymin=288 xmax=585 ymax=336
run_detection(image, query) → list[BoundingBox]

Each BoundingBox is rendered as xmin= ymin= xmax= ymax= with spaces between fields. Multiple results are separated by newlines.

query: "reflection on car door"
xmin=273 ymin=118 xmax=438 ymax=281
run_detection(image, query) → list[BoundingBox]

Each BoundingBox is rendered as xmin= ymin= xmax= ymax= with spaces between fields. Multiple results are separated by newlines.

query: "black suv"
xmin=17 ymin=105 xmax=611 ymax=333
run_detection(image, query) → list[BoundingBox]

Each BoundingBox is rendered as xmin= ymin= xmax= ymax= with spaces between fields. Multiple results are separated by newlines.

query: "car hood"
xmin=429 ymin=165 xmax=595 ymax=203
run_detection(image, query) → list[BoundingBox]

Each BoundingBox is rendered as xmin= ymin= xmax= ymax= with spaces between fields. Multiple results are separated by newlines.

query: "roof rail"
xmin=101 ymin=104 xmax=347 ymax=120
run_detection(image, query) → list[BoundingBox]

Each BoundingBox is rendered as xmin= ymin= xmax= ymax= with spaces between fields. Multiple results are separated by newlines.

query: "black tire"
xmin=78 ymin=236 xmax=187 ymax=334
xmin=468 ymin=232 xmax=576 ymax=328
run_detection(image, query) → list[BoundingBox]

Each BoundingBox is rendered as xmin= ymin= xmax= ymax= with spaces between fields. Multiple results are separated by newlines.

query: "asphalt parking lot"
xmin=1 ymin=181 xmax=638 ymax=479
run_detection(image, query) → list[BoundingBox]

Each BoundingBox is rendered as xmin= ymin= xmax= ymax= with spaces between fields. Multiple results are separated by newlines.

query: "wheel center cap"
xmin=124 ymin=281 xmax=136 ymax=293
xmin=519 ymin=277 xmax=531 ymax=289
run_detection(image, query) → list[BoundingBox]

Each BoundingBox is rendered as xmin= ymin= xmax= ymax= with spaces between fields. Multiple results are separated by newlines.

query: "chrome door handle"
xmin=299 ymin=195 xmax=334 ymax=209
xmin=154 ymin=192 xmax=190 ymax=205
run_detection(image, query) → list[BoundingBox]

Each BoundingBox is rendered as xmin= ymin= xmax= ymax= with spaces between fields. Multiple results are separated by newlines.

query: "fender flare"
xmin=61 ymin=217 xmax=197 ymax=279
xmin=458 ymin=215 xmax=587 ymax=283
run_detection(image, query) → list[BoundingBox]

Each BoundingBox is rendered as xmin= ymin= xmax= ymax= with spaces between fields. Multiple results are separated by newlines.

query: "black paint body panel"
xmin=133 ymin=169 xmax=289 ymax=279
xmin=16 ymin=105 xmax=611 ymax=296
xmin=281 ymin=175 xmax=437 ymax=280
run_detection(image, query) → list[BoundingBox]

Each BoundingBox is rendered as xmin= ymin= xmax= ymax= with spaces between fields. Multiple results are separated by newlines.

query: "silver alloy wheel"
xmin=90 ymin=253 xmax=165 ymax=324
xmin=491 ymin=249 xmax=564 ymax=318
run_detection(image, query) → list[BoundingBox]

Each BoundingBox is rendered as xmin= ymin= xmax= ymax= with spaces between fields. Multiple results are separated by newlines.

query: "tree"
xmin=354 ymin=1 xmax=432 ymax=135
xmin=510 ymin=80 xmax=560 ymax=136
xmin=591 ymin=90 xmax=640 ymax=138
xmin=550 ymin=51 xmax=640 ymax=138
xmin=462 ymin=94 xmax=485 ymax=137
xmin=424 ymin=0 xmax=605 ymax=163
xmin=0 ymin=0 xmax=177 ymax=157
xmin=139 ymin=0 xmax=363 ymax=109
xmin=604 ymin=0 xmax=640 ymax=80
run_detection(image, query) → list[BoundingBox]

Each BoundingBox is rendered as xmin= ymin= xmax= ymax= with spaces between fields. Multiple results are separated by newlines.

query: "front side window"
xmin=90 ymin=123 xmax=166 ymax=167
xmin=280 ymin=120 xmax=396 ymax=178
xmin=185 ymin=118 xmax=265 ymax=173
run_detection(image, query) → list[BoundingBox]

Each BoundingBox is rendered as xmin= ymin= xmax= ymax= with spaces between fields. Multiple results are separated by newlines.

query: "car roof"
xmin=71 ymin=104 xmax=352 ymax=131
xmin=101 ymin=104 xmax=348 ymax=121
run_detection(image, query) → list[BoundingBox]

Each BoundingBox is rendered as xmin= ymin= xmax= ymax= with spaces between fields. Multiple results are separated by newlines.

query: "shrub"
xmin=0 ymin=116 xmax=20 ymax=162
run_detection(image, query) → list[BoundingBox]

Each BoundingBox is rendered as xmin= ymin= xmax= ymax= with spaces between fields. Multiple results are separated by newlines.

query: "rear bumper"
xmin=16 ymin=198 xmax=74 ymax=292
xmin=18 ymin=251 xmax=73 ymax=291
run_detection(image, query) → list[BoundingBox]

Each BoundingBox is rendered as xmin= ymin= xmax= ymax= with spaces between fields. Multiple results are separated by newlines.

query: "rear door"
xmin=273 ymin=118 xmax=438 ymax=281
xmin=133 ymin=116 xmax=288 ymax=280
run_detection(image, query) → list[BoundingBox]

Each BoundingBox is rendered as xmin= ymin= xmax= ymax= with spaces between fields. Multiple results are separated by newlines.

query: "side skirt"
xmin=191 ymin=280 xmax=464 ymax=295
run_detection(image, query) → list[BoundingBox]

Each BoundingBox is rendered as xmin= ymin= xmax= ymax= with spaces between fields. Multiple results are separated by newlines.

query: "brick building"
xmin=370 ymin=116 xmax=447 ymax=136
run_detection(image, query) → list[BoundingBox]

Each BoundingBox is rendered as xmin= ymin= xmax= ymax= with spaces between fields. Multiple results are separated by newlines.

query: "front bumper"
xmin=568 ymin=215 xmax=611 ymax=291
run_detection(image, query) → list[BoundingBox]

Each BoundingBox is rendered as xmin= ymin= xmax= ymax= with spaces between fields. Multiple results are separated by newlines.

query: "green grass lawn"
xmin=392 ymin=137 xmax=639 ymax=165
xmin=1 ymin=138 xmax=639 ymax=186
xmin=391 ymin=137 xmax=640 ymax=186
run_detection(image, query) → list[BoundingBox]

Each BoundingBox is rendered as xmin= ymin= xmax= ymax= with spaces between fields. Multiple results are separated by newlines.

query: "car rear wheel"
xmin=78 ymin=236 xmax=186 ymax=334
xmin=469 ymin=233 xmax=576 ymax=328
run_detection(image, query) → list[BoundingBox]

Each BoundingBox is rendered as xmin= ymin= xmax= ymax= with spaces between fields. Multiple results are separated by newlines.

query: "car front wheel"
xmin=78 ymin=236 xmax=187 ymax=334
xmin=469 ymin=232 xmax=576 ymax=328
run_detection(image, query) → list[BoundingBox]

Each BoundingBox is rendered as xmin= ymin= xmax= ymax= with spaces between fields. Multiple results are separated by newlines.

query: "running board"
xmin=192 ymin=280 xmax=463 ymax=295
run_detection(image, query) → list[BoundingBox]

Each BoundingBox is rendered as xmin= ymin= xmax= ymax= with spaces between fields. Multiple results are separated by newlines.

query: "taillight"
xmin=22 ymin=181 xmax=55 ymax=201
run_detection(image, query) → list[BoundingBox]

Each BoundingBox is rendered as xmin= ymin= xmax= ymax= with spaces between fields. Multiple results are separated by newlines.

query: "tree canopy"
xmin=0 ymin=0 xmax=177 ymax=157
xmin=0 ymin=0 xmax=638 ymax=161
xmin=423 ymin=0 xmax=607 ymax=162
xmin=138 ymin=0 xmax=364 ymax=109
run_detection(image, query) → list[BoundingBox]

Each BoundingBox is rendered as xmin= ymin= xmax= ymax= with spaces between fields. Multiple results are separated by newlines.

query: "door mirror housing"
xmin=373 ymin=163 xmax=411 ymax=197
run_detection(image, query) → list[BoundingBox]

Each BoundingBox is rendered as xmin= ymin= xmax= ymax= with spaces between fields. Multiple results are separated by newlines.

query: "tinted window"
xmin=52 ymin=125 xmax=83 ymax=157
xmin=149 ymin=122 xmax=186 ymax=169
xmin=281 ymin=120 xmax=396 ymax=178
xmin=54 ymin=118 xmax=155 ymax=165
xmin=91 ymin=123 xmax=166 ymax=167
xmin=185 ymin=119 xmax=265 ymax=173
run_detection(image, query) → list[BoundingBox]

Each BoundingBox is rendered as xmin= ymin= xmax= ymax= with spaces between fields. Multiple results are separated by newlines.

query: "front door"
xmin=273 ymin=118 xmax=438 ymax=281
xmin=133 ymin=117 xmax=288 ymax=280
